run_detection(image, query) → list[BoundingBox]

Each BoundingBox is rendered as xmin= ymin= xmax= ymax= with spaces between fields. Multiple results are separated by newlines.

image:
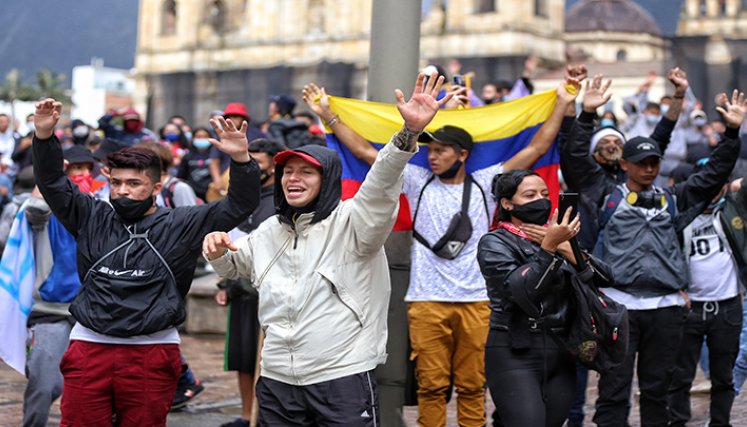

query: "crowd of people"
xmin=3 ymin=56 xmax=747 ymax=427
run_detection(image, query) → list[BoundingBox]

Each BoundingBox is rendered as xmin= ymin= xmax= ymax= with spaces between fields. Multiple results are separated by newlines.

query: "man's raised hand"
xmin=302 ymin=83 xmax=335 ymax=123
xmin=716 ymin=89 xmax=747 ymax=129
xmin=667 ymin=67 xmax=689 ymax=95
xmin=209 ymin=116 xmax=250 ymax=163
xmin=565 ymin=64 xmax=588 ymax=83
xmin=557 ymin=77 xmax=582 ymax=106
xmin=202 ymin=231 xmax=238 ymax=261
xmin=583 ymin=74 xmax=613 ymax=113
xmin=395 ymin=72 xmax=452 ymax=133
xmin=34 ymin=98 xmax=63 ymax=140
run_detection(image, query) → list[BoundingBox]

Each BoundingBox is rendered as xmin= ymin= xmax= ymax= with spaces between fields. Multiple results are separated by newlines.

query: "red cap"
xmin=223 ymin=102 xmax=249 ymax=119
xmin=274 ymin=150 xmax=322 ymax=167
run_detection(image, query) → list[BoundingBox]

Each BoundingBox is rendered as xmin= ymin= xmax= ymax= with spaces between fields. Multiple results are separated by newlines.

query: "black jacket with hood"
xmin=33 ymin=134 xmax=261 ymax=337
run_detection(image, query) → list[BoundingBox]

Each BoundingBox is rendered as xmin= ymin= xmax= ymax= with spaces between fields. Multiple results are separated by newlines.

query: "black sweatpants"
xmin=668 ymin=297 xmax=742 ymax=427
xmin=256 ymin=370 xmax=379 ymax=427
xmin=594 ymin=306 xmax=686 ymax=427
xmin=485 ymin=329 xmax=576 ymax=427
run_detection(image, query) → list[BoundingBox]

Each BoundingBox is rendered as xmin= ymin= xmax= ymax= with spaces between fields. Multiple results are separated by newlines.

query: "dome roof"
xmin=566 ymin=0 xmax=661 ymax=36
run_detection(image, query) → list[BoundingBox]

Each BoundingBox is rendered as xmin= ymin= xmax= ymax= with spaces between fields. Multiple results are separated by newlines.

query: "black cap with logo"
xmin=622 ymin=136 xmax=662 ymax=163
xmin=418 ymin=125 xmax=474 ymax=152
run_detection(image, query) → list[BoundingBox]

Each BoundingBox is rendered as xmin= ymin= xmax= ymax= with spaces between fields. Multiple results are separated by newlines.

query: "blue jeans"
xmin=732 ymin=299 xmax=747 ymax=394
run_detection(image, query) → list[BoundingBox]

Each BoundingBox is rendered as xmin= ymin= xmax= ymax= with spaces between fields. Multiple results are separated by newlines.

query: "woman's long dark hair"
xmin=491 ymin=169 xmax=540 ymax=223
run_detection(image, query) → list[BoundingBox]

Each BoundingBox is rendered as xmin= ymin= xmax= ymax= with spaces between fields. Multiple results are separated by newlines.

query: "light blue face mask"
xmin=183 ymin=131 xmax=193 ymax=141
xmin=600 ymin=118 xmax=615 ymax=128
xmin=660 ymin=104 xmax=670 ymax=116
xmin=646 ymin=115 xmax=660 ymax=125
xmin=192 ymin=138 xmax=211 ymax=150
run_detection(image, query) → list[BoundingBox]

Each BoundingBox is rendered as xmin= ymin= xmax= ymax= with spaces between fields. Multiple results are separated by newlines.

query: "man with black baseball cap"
xmin=593 ymin=91 xmax=747 ymax=426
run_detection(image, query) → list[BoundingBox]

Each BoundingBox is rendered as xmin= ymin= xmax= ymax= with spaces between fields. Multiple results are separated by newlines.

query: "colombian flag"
xmin=325 ymin=90 xmax=560 ymax=231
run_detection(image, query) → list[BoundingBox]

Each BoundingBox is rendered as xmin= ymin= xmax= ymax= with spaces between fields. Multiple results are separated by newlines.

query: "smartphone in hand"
xmin=559 ymin=192 xmax=579 ymax=219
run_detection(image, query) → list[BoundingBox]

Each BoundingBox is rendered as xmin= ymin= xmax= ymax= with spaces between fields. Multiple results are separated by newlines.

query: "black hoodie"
xmin=274 ymin=145 xmax=342 ymax=225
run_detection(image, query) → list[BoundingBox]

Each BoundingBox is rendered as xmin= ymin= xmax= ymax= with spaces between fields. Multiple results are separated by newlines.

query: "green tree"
xmin=35 ymin=68 xmax=70 ymax=104
xmin=0 ymin=69 xmax=40 ymax=127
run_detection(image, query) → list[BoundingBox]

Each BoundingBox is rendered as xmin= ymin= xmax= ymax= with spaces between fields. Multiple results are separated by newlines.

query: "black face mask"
xmin=510 ymin=198 xmax=552 ymax=225
xmin=438 ymin=159 xmax=463 ymax=179
xmin=110 ymin=196 xmax=154 ymax=222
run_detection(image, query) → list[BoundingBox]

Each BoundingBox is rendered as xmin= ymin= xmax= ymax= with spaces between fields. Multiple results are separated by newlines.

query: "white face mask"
xmin=27 ymin=122 xmax=35 ymax=132
xmin=73 ymin=125 xmax=89 ymax=138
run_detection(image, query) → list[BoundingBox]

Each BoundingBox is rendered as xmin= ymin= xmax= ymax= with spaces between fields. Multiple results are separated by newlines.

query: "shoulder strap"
xmin=599 ymin=185 xmax=626 ymax=230
xmin=471 ymin=175 xmax=491 ymax=221
xmin=412 ymin=175 xmax=476 ymax=250
xmin=412 ymin=175 xmax=437 ymax=249
xmin=663 ymin=189 xmax=677 ymax=224
xmin=83 ymin=224 xmax=177 ymax=288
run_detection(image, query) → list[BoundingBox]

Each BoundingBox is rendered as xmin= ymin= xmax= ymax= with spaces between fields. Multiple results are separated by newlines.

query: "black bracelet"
xmin=673 ymin=94 xmax=685 ymax=99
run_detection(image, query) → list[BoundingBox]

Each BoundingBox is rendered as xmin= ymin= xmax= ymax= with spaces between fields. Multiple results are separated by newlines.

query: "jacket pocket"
xmin=317 ymin=269 xmax=365 ymax=327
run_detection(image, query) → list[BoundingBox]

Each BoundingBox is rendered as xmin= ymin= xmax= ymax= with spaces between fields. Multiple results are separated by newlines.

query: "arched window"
xmin=208 ymin=0 xmax=226 ymax=33
xmin=161 ymin=0 xmax=177 ymax=35
xmin=616 ymin=49 xmax=627 ymax=62
xmin=534 ymin=0 xmax=547 ymax=17
xmin=476 ymin=0 xmax=495 ymax=13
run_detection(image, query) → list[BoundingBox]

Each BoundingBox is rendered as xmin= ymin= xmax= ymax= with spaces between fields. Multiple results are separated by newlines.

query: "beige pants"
xmin=408 ymin=301 xmax=490 ymax=427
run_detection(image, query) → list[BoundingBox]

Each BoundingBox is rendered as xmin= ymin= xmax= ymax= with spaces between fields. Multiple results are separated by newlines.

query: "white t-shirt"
xmin=687 ymin=214 xmax=739 ymax=301
xmin=403 ymin=163 xmax=503 ymax=302
xmin=69 ymin=323 xmax=181 ymax=345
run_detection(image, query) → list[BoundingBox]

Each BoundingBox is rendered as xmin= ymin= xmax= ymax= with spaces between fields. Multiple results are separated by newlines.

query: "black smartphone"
xmin=452 ymin=75 xmax=465 ymax=86
xmin=559 ymin=192 xmax=579 ymax=219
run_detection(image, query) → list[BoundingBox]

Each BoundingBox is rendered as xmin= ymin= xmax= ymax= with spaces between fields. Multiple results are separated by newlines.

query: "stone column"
xmin=368 ymin=2 xmax=422 ymax=426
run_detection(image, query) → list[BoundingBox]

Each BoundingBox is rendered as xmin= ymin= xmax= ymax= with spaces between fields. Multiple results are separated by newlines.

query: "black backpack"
xmin=513 ymin=260 xmax=629 ymax=373
xmin=564 ymin=265 xmax=629 ymax=372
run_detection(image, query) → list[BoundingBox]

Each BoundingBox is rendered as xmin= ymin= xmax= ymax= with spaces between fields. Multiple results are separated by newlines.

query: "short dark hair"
xmin=248 ymin=138 xmax=286 ymax=158
xmin=645 ymin=102 xmax=661 ymax=112
xmin=106 ymin=146 xmax=162 ymax=184
xmin=492 ymin=170 xmax=540 ymax=222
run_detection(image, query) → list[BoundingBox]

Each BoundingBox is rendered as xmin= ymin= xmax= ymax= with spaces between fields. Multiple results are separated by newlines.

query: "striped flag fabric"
xmin=0 ymin=206 xmax=36 ymax=374
xmin=324 ymin=89 xmax=561 ymax=230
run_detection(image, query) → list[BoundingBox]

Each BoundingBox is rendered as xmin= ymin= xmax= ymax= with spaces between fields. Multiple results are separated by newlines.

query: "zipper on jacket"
xmin=534 ymin=257 xmax=557 ymax=290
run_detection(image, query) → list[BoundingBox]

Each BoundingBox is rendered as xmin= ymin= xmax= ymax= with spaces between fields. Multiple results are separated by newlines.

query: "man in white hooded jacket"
xmin=202 ymin=72 xmax=452 ymax=426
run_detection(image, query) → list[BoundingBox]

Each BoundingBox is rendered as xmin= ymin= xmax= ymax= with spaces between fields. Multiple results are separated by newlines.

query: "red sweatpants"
xmin=59 ymin=340 xmax=181 ymax=427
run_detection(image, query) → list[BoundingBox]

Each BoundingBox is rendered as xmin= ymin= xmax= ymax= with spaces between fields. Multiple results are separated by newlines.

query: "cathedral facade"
xmin=134 ymin=0 xmax=747 ymax=126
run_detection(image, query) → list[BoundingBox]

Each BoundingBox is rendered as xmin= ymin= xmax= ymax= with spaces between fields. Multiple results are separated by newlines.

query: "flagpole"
xmin=368 ymin=1 xmax=422 ymax=426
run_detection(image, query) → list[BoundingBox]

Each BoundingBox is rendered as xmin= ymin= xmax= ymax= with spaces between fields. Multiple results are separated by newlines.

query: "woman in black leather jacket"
xmin=477 ymin=170 xmax=613 ymax=427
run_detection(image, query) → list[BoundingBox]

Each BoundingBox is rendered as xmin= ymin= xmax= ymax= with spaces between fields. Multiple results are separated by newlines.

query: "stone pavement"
xmin=2 ymin=333 xmax=747 ymax=426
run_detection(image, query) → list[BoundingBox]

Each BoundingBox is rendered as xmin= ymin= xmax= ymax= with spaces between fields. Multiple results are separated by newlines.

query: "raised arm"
xmin=174 ymin=116 xmax=262 ymax=251
xmin=674 ymin=90 xmax=746 ymax=220
xmin=303 ymin=83 xmax=379 ymax=166
xmin=32 ymin=99 xmax=94 ymax=237
xmin=502 ymin=77 xmax=580 ymax=172
xmin=348 ymin=72 xmax=452 ymax=255
xmin=561 ymin=75 xmax=613 ymax=193
xmin=650 ymin=67 xmax=689 ymax=149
